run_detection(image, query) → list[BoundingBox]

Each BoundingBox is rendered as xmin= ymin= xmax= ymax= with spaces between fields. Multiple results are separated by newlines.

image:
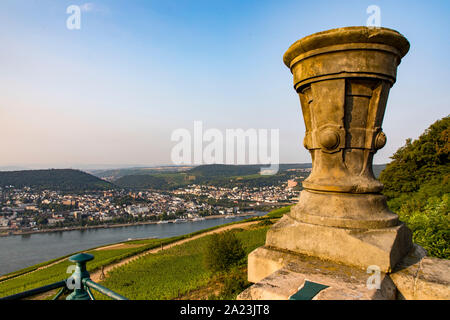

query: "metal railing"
xmin=0 ymin=253 xmax=128 ymax=300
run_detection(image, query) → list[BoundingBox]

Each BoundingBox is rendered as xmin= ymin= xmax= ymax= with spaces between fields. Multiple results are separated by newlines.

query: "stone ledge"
xmin=264 ymin=215 xmax=412 ymax=273
xmin=244 ymin=244 xmax=450 ymax=300
xmin=390 ymin=245 xmax=450 ymax=300
xmin=241 ymin=246 xmax=396 ymax=300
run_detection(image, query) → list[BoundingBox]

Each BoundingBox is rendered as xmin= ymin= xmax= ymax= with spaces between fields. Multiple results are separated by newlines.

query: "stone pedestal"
xmin=248 ymin=27 xmax=414 ymax=287
xmin=239 ymin=244 xmax=450 ymax=300
xmin=241 ymin=247 xmax=397 ymax=300
xmin=265 ymin=215 xmax=412 ymax=274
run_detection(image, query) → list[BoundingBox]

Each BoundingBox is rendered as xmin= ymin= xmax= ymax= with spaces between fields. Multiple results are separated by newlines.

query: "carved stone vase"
xmin=248 ymin=27 xmax=414 ymax=282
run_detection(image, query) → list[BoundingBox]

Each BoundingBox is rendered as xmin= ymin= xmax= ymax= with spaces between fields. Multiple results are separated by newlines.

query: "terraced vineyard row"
xmin=95 ymin=225 xmax=270 ymax=300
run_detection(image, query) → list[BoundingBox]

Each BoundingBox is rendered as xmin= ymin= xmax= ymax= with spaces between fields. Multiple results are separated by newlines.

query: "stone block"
xmin=264 ymin=215 xmax=412 ymax=273
xmin=241 ymin=247 xmax=397 ymax=300
xmin=390 ymin=245 xmax=450 ymax=300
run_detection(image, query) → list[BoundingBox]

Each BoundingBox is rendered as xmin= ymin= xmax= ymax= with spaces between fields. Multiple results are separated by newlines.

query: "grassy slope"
xmin=266 ymin=205 xmax=292 ymax=218
xmin=95 ymin=225 xmax=271 ymax=300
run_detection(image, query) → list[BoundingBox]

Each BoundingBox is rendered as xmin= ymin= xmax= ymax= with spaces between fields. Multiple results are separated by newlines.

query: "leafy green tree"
xmin=397 ymin=194 xmax=449 ymax=258
xmin=379 ymin=116 xmax=449 ymax=259
xmin=380 ymin=116 xmax=449 ymax=199
xmin=204 ymin=231 xmax=246 ymax=273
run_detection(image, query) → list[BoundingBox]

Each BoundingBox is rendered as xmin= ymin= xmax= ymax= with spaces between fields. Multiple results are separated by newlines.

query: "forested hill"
xmin=0 ymin=169 xmax=113 ymax=191
xmin=113 ymin=163 xmax=313 ymax=190
xmin=114 ymin=174 xmax=167 ymax=190
xmin=186 ymin=163 xmax=312 ymax=177
xmin=380 ymin=115 xmax=449 ymax=258
xmin=187 ymin=164 xmax=262 ymax=177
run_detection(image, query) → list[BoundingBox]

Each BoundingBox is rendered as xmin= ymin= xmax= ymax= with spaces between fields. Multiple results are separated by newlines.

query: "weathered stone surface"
xmin=241 ymin=247 xmax=396 ymax=300
xmin=248 ymin=26 xmax=414 ymax=280
xmin=283 ymin=26 xmax=410 ymax=228
xmin=289 ymin=190 xmax=399 ymax=229
xmin=248 ymin=246 xmax=300 ymax=284
xmin=264 ymin=215 xmax=412 ymax=273
xmin=286 ymin=27 xmax=409 ymax=196
xmin=238 ymin=267 xmax=306 ymax=300
xmin=242 ymin=27 xmax=449 ymax=301
xmin=283 ymin=26 xmax=410 ymax=69
xmin=390 ymin=245 xmax=450 ymax=300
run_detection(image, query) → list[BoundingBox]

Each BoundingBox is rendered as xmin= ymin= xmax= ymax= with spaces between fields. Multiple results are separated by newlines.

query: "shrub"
xmin=255 ymin=219 xmax=274 ymax=227
xmin=397 ymin=194 xmax=449 ymax=259
xmin=217 ymin=268 xmax=250 ymax=300
xmin=380 ymin=116 xmax=449 ymax=259
xmin=204 ymin=231 xmax=246 ymax=273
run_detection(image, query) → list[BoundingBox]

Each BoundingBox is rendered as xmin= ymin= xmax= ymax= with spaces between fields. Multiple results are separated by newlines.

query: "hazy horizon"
xmin=0 ymin=162 xmax=394 ymax=173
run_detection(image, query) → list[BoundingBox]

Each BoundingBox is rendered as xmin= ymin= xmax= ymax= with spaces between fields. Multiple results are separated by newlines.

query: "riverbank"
xmin=0 ymin=214 xmax=276 ymax=298
xmin=0 ymin=212 xmax=270 ymax=276
xmin=0 ymin=218 xmax=274 ymax=300
xmin=0 ymin=212 xmax=261 ymax=238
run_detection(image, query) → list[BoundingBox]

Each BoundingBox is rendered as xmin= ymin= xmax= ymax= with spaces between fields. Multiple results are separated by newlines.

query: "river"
xmin=0 ymin=213 xmax=266 ymax=276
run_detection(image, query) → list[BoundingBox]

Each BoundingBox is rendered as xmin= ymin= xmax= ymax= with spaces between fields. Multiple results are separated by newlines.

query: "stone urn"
xmin=248 ymin=27 xmax=414 ymax=282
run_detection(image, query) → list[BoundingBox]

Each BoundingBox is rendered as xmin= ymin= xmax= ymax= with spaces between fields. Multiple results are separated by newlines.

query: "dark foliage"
xmin=204 ymin=231 xmax=246 ymax=273
xmin=380 ymin=116 xmax=449 ymax=199
xmin=188 ymin=164 xmax=261 ymax=177
xmin=0 ymin=169 xmax=113 ymax=191
xmin=114 ymin=174 xmax=167 ymax=189
xmin=379 ymin=116 xmax=449 ymax=258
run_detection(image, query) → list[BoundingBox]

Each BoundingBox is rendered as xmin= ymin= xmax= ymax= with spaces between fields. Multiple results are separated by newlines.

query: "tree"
xmin=379 ymin=115 xmax=449 ymax=259
xmin=204 ymin=231 xmax=246 ymax=273
xmin=380 ymin=116 xmax=449 ymax=199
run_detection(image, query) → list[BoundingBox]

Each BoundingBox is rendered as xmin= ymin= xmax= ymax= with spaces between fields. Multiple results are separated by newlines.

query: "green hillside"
xmin=114 ymin=174 xmax=170 ymax=189
xmin=0 ymin=169 xmax=113 ymax=191
xmin=380 ymin=116 xmax=449 ymax=258
xmin=187 ymin=163 xmax=311 ymax=177
xmin=90 ymin=166 xmax=194 ymax=180
xmin=112 ymin=164 xmax=311 ymax=190
xmin=187 ymin=164 xmax=262 ymax=177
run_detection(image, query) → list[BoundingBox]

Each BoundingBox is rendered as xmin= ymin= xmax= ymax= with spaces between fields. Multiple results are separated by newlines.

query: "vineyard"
xmin=0 ymin=241 xmax=162 ymax=297
xmin=95 ymin=224 xmax=270 ymax=300
xmin=0 ymin=211 xmax=285 ymax=299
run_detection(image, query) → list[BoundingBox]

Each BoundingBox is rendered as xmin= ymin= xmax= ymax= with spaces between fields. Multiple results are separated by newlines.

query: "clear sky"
xmin=0 ymin=0 xmax=448 ymax=169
